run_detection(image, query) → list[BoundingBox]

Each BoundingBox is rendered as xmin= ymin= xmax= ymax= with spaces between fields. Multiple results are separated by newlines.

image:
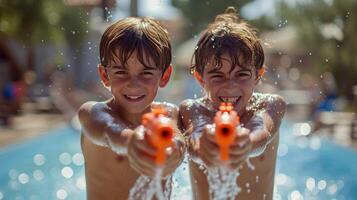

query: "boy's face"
xmin=198 ymin=54 xmax=258 ymax=114
xmin=99 ymin=51 xmax=171 ymax=114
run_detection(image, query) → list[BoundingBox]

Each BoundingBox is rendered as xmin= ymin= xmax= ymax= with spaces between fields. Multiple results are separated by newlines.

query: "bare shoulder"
xmin=179 ymin=98 xmax=197 ymax=111
xmin=78 ymin=101 xmax=111 ymax=124
xmin=250 ymin=93 xmax=287 ymax=134
xmin=152 ymin=101 xmax=178 ymax=119
xmin=179 ymin=99 xmax=201 ymax=118
xmin=262 ymin=93 xmax=286 ymax=109
xmin=78 ymin=100 xmax=117 ymax=142
xmin=250 ymin=93 xmax=286 ymax=115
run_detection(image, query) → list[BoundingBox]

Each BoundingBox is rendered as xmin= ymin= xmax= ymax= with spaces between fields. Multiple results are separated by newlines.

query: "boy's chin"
xmin=124 ymin=107 xmax=149 ymax=114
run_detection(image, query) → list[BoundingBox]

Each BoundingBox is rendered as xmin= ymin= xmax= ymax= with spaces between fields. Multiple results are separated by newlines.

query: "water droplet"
xmin=306 ymin=177 xmax=316 ymax=191
xmin=9 ymin=169 xmax=18 ymax=180
xmin=56 ymin=189 xmax=68 ymax=200
xmin=325 ymin=58 xmax=329 ymax=63
xmin=290 ymin=190 xmax=303 ymax=200
xmin=33 ymin=154 xmax=46 ymax=166
xmin=59 ymin=153 xmax=72 ymax=165
xmin=33 ymin=170 xmax=45 ymax=181
xmin=318 ymin=180 xmax=327 ymax=190
xmin=61 ymin=167 xmax=74 ymax=179
xmin=18 ymin=173 xmax=30 ymax=184
xmin=72 ymin=153 xmax=84 ymax=166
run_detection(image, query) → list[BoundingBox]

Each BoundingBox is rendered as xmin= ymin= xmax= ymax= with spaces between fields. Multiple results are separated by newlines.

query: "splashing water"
xmin=128 ymin=168 xmax=172 ymax=200
xmin=205 ymin=166 xmax=241 ymax=200
xmin=246 ymin=158 xmax=255 ymax=171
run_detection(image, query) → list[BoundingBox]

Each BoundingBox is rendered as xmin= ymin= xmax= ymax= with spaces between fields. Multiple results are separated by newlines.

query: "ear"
xmin=98 ymin=64 xmax=110 ymax=87
xmin=159 ymin=65 xmax=172 ymax=87
xmin=255 ymin=67 xmax=265 ymax=85
xmin=193 ymin=71 xmax=204 ymax=87
xmin=258 ymin=67 xmax=265 ymax=77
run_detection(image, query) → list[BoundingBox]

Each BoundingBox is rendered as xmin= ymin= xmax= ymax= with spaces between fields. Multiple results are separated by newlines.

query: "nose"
xmin=126 ymin=76 xmax=141 ymax=88
xmin=221 ymin=79 xmax=240 ymax=93
xmin=227 ymin=78 xmax=239 ymax=88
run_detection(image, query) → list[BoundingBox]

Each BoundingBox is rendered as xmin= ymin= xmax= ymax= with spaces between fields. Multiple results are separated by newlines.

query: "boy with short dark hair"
xmin=179 ymin=7 xmax=286 ymax=200
xmin=78 ymin=17 xmax=185 ymax=200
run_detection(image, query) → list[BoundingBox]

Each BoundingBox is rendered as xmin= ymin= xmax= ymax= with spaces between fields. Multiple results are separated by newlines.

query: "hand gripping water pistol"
xmin=214 ymin=102 xmax=240 ymax=161
xmin=142 ymin=107 xmax=175 ymax=165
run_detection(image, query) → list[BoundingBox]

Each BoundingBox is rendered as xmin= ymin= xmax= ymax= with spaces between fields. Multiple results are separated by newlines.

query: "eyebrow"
xmin=235 ymin=69 xmax=252 ymax=73
xmin=111 ymin=65 xmax=126 ymax=69
xmin=207 ymin=68 xmax=223 ymax=74
xmin=142 ymin=66 xmax=157 ymax=70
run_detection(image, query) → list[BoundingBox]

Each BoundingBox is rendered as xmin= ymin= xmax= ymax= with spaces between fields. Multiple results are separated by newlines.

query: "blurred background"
xmin=0 ymin=0 xmax=356 ymax=199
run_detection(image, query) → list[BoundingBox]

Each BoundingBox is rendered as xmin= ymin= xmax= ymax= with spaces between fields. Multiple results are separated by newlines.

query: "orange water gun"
xmin=142 ymin=107 xmax=175 ymax=165
xmin=214 ymin=102 xmax=240 ymax=161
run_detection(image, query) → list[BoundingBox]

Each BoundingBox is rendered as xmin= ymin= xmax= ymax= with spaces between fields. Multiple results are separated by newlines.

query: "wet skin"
xmin=78 ymin=52 xmax=185 ymax=200
xmin=180 ymin=54 xmax=286 ymax=200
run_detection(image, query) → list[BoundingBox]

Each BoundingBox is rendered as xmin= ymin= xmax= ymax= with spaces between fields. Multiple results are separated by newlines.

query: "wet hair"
xmin=192 ymin=7 xmax=264 ymax=75
xmin=99 ymin=17 xmax=171 ymax=72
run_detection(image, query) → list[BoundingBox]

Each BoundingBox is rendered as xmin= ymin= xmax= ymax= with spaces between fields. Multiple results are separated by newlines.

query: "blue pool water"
xmin=0 ymin=122 xmax=356 ymax=200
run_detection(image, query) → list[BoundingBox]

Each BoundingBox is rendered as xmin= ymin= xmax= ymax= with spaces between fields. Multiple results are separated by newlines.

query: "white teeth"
xmin=125 ymin=95 xmax=143 ymax=100
xmin=219 ymin=96 xmax=240 ymax=103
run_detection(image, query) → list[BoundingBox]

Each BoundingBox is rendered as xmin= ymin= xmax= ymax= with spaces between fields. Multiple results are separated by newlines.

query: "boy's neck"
xmin=108 ymin=99 xmax=151 ymax=127
xmin=200 ymin=96 xmax=249 ymax=115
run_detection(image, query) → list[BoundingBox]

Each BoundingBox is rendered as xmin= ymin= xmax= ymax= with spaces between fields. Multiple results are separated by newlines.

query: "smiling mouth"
xmin=123 ymin=94 xmax=146 ymax=102
xmin=218 ymin=96 xmax=241 ymax=105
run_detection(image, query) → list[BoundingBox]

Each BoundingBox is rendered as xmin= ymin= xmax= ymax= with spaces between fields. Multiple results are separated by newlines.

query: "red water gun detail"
xmin=142 ymin=107 xmax=175 ymax=165
xmin=214 ymin=102 xmax=240 ymax=161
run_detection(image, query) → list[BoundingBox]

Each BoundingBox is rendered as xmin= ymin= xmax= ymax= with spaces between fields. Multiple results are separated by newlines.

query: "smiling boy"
xmin=179 ymin=7 xmax=286 ymax=200
xmin=78 ymin=17 xmax=185 ymax=200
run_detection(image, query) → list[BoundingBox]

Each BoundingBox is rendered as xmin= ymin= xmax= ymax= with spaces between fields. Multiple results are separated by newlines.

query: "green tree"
xmin=276 ymin=0 xmax=357 ymax=100
xmin=172 ymin=0 xmax=252 ymax=39
xmin=0 ymin=0 xmax=88 ymax=81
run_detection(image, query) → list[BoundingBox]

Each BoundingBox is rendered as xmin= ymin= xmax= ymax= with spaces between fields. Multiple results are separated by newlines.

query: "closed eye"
xmin=210 ymin=74 xmax=224 ymax=79
xmin=141 ymin=71 xmax=154 ymax=75
xmin=236 ymin=71 xmax=252 ymax=79
xmin=114 ymin=70 xmax=128 ymax=75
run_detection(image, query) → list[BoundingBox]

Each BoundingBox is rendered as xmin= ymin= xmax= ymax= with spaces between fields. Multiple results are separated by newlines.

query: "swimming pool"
xmin=0 ymin=121 xmax=356 ymax=200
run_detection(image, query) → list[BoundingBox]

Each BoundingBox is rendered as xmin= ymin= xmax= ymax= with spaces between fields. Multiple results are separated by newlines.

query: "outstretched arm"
xmin=246 ymin=95 xmax=286 ymax=157
xmin=78 ymin=101 xmax=133 ymax=155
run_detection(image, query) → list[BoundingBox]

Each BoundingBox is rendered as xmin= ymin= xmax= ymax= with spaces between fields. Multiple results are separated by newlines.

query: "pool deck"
xmin=0 ymin=112 xmax=66 ymax=148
